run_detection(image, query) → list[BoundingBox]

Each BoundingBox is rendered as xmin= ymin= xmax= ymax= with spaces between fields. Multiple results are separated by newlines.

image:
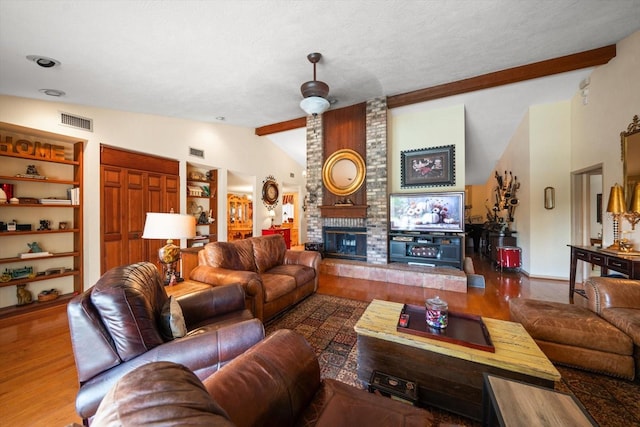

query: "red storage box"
xmin=497 ymin=246 xmax=521 ymax=270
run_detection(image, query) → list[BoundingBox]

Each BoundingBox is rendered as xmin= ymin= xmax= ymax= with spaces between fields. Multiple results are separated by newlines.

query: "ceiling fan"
xmin=300 ymin=52 xmax=330 ymax=116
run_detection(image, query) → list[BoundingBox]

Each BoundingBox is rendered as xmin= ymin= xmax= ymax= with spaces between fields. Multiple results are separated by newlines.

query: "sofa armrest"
xmin=203 ymin=329 xmax=320 ymax=427
xmin=585 ymin=276 xmax=640 ymax=314
xmin=284 ymin=249 xmax=321 ymax=271
xmin=177 ymin=283 xmax=246 ymax=327
xmin=75 ymin=318 xmax=264 ymax=420
xmin=190 ymin=266 xmax=263 ymax=295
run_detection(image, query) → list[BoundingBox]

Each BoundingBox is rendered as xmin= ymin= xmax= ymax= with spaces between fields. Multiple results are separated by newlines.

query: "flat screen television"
xmin=389 ymin=191 xmax=465 ymax=233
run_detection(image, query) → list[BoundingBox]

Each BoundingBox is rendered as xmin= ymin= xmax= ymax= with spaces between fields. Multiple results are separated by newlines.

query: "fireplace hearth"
xmin=323 ymin=227 xmax=367 ymax=261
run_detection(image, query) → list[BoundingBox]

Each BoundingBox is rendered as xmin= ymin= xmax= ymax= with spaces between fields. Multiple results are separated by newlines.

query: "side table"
xmin=482 ymin=373 xmax=596 ymax=427
xmin=165 ymin=280 xmax=211 ymax=299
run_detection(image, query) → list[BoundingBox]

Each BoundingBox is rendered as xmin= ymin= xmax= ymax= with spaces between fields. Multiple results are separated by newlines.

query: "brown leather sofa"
xmin=190 ymin=234 xmax=321 ymax=322
xmin=67 ymin=262 xmax=265 ymax=424
xmin=90 ymin=329 xmax=433 ymax=427
xmin=510 ymin=276 xmax=640 ymax=380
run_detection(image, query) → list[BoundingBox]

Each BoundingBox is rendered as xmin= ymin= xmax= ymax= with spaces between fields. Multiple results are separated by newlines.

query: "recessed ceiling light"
xmin=26 ymin=55 xmax=61 ymax=68
xmin=216 ymin=116 xmax=225 ymax=121
xmin=39 ymin=89 xmax=65 ymax=97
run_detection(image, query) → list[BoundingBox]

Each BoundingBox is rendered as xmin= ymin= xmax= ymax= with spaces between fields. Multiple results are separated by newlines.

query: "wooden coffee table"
xmin=354 ymin=299 xmax=561 ymax=421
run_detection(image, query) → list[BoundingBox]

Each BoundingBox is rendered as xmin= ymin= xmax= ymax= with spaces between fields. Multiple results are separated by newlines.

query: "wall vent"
xmin=189 ymin=147 xmax=205 ymax=158
xmin=60 ymin=112 xmax=93 ymax=132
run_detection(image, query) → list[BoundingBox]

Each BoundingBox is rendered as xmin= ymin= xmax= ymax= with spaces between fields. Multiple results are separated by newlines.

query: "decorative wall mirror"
xmin=621 ymin=115 xmax=640 ymax=207
xmin=262 ymin=175 xmax=279 ymax=209
xmin=322 ymin=149 xmax=366 ymax=196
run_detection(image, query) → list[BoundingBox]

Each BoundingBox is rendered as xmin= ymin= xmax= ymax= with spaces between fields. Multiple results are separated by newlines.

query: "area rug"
xmin=265 ymin=293 xmax=640 ymax=427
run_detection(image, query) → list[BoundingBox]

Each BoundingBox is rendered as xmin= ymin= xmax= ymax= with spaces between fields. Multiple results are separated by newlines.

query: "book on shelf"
xmin=20 ymin=252 xmax=52 ymax=259
xmin=67 ymin=187 xmax=80 ymax=205
xmin=15 ymin=173 xmax=48 ymax=180
xmin=39 ymin=198 xmax=72 ymax=205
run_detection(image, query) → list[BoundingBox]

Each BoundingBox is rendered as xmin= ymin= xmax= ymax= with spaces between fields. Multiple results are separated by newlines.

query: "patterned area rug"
xmin=265 ymin=294 xmax=640 ymax=427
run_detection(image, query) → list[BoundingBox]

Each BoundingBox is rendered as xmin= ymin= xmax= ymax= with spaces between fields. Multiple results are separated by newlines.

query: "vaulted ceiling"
xmin=1 ymin=1 xmax=639 ymax=184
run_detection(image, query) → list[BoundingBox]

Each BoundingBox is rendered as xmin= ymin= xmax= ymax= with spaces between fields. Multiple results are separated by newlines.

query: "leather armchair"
xmin=90 ymin=330 xmax=433 ymax=427
xmin=67 ymin=262 xmax=264 ymax=425
xmin=585 ymin=276 xmax=640 ymax=379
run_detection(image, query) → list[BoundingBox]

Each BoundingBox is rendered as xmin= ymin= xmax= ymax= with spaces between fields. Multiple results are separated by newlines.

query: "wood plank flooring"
xmin=0 ymin=253 xmax=575 ymax=426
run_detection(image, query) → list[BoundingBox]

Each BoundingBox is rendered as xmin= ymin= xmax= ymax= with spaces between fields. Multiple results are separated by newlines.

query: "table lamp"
xmin=268 ymin=209 xmax=276 ymax=228
xmin=606 ymin=183 xmax=626 ymax=250
xmin=142 ymin=211 xmax=196 ymax=285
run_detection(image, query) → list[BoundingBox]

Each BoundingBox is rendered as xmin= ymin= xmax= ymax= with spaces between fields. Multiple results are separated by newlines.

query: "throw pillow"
xmin=160 ymin=296 xmax=187 ymax=340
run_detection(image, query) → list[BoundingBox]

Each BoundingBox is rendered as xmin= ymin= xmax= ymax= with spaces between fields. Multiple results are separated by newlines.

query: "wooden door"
xmin=100 ymin=145 xmax=180 ymax=275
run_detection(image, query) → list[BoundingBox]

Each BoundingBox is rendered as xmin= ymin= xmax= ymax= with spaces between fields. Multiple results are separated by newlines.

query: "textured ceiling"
xmin=1 ymin=1 xmax=639 ymax=184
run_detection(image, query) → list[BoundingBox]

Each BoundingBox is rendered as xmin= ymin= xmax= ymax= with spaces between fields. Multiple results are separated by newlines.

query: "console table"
xmin=568 ymin=245 xmax=640 ymax=302
xmin=262 ymin=228 xmax=291 ymax=248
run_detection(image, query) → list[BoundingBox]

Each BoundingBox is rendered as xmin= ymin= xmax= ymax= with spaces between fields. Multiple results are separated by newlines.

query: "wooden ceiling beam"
xmin=255 ymin=44 xmax=616 ymax=136
xmin=255 ymin=117 xmax=307 ymax=136
xmin=387 ymin=44 xmax=616 ymax=109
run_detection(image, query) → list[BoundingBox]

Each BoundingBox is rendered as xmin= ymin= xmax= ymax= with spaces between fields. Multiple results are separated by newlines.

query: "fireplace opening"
xmin=323 ymin=227 xmax=367 ymax=261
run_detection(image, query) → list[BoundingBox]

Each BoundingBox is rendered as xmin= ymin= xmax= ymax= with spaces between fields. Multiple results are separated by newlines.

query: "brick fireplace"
xmin=305 ymin=97 xmax=388 ymax=265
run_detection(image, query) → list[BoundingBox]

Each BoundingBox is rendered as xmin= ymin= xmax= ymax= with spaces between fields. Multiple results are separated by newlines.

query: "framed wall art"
xmin=401 ymin=145 xmax=455 ymax=188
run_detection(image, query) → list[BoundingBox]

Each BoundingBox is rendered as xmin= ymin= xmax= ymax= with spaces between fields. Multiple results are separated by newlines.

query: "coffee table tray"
xmin=397 ymin=304 xmax=495 ymax=352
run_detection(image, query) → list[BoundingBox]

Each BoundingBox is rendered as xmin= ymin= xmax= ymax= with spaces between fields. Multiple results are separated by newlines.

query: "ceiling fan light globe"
xmin=300 ymin=96 xmax=330 ymax=116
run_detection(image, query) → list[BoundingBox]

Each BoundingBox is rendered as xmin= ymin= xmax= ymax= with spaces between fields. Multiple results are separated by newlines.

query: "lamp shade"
xmin=606 ymin=184 xmax=626 ymax=214
xmin=630 ymin=182 xmax=640 ymax=213
xmin=268 ymin=210 xmax=276 ymax=218
xmin=300 ymin=96 xmax=330 ymax=116
xmin=142 ymin=212 xmax=196 ymax=240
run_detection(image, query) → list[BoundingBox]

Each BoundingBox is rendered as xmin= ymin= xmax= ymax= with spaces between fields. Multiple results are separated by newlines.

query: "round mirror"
xmin=322 ymin=149 xmax=366 ymax=196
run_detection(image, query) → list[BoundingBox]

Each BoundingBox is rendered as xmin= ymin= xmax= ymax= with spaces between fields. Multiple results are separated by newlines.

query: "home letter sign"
xmin=0 ymin=134 xmax=66 ymax=161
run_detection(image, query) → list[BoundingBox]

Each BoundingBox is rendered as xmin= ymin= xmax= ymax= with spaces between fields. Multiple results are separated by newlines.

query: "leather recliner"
xmin=90 ymin=329 xmax=433 ymax=427
xmin=67 ymin=262 xmax=265 ymax=425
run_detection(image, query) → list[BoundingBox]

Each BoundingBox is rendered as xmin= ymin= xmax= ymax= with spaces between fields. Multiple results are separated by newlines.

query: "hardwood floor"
xmin=0 ymin=253 xmax=576 ymax=426
xmin=320 ymin=252 xmax=579 ymax=320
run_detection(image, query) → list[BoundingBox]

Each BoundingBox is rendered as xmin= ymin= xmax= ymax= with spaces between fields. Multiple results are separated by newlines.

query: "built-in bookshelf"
xmin=0 ymin=122 xmax=84 ymax=317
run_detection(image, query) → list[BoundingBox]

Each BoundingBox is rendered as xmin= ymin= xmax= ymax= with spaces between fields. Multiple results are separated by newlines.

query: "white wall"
xmin=571 ymin=30 xmax=640 ymax=248
xmin=0 ymin=95 xmax=305 ymax=290
xmin=490 ymin=109 xmax=531 ymax=270
xmin=482 ymin=30 xmax=639 ymax=280
xmin=528 ymin=102 xmax=571 ymax=278
xmin=488 ymin=100 xmax=580 ymax=279
xmin=388 ymin=104 xmax=466 ymax=193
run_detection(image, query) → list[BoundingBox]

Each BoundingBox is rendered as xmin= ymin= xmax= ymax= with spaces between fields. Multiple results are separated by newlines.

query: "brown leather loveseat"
xmin=67 ymin=262 xmax=265 ymax=424
xmin=190 ymin=234 xmax=321 ymax=322
xmin=510 ymin=276 xmax=640 ymax=380
xmin=90 ymin=329 xmax=433 ymax=427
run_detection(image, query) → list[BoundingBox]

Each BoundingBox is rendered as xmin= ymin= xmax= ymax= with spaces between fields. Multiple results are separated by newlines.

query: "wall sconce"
xmin=606 ymin=183 xmax=626 ymax=250
xmin=544 ymin=187 xmax=555 ymax=209
xmin=623 ymin=182 xmax=640 ymax=230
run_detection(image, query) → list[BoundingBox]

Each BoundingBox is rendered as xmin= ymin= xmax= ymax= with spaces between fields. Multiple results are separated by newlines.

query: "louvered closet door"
xmin=100 ymin=145 xmax=180 ymax=275
xmin=101 ymin=165 xmax=125 ymax=272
